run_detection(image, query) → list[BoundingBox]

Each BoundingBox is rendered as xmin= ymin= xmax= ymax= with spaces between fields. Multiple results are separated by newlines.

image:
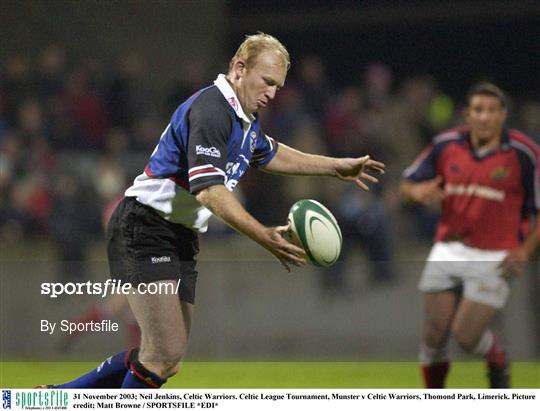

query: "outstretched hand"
xmin=260 ymin=223 xmax=307 ymax=272
xmin=335 ymin=155 xmax=386 ymax=190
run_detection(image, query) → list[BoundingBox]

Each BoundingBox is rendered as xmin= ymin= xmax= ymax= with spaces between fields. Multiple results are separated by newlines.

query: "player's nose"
xmin=266 ymin=86 xmax=277 ymax=100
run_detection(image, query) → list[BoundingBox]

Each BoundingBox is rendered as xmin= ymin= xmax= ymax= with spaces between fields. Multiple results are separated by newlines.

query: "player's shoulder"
xmin=507 ymin=129 xmax=540 ymax=156
xmin=190 ymin=85 xmax=232 ymax=116
xmin=432 ymin=127 xmax=466 ymax=146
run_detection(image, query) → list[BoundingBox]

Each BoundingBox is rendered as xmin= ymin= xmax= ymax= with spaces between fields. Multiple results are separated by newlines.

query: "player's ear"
xmin=234 ymin=59 xmax=247 ymax=77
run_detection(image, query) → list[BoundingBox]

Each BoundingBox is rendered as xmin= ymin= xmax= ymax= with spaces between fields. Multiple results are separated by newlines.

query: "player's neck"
xmin=470 ymin=132 xmax=501 ymax=153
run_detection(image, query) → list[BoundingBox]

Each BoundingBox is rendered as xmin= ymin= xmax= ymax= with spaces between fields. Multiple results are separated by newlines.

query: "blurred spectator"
xmin=34 ymin=44 xmax=67 ymax=99
xmin=64 ymin=65 xmax=109 ymax=149
xmin=297 ymin=55 xmax=333 ymax=119
xmin=107 ymin=51 xmax=156 ymax=132
xmin=132 ymin=115 xmax=163 ymax=151
xmin=320 ymin=66 xmax=397 ymax=290
xmin=166 ymin=59 xmax=210 ymax=115
xmin=93 ymin=128 xmax=129 ymax=207
xmin=2 ymin=54 xmax=32 ymax=127
xmin=265 ymin=82 xmax=311 ymax=144
xmin=323 ymin=187 xmax=396 ymax=294
xmin=16 ymin=98 xmax=46 ymax=143
xmin=324 ymin=85 xmax=369 ymax=157
xmin=49 ymin=173 xmax=100 ymax=282
xmin=364 ymin=62 xmax=393 ymax=110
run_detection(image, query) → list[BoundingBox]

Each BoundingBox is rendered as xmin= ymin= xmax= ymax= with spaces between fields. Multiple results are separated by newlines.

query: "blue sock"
xmin=121 ymin=361 xmax=166 ymax=388
xmin=56 ymin=349 xmax=135 ymax=388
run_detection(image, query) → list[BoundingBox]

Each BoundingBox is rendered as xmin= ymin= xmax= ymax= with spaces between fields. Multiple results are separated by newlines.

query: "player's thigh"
xmin=127 ymin=281 xmax=189 ymax=353
xmin=451 ymin=298 xmax=498 ymax=349
xmin=423 ymin=290 xmax=460 ymax=346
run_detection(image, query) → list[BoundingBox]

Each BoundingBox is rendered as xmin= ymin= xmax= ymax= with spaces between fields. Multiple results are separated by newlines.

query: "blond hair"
xmin=228 ymin=32 xmax=290 ymax=72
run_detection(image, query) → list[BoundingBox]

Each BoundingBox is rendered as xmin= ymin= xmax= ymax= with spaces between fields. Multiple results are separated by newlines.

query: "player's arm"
xmin=187 ymin=96 xmax=305 ymax=271
xmin=195 ymin=185 xmax=306 ymax=271
xmin=400 ymin=177 xmax=444 ymax=205
xmin=501 ymin=142 xmax=540 ymax=276
xmin=501 ymin=218 xmax=540 ymax=276
xmin=400 ymin=144 xmax=444 ymax=205
xmin=262 ymin=143 xmax=385 ymax=190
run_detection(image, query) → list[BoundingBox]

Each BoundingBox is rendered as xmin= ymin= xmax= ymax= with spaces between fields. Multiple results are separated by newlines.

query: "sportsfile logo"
xmin=2 ymin=390 xmax=11 ymax=410
xmin=196 ymin=145 xmax=221 ymax=158
xmin=13 ymin=390 xmax=68 ymax=409
xmin=151 ymin=256 xmax=171 ymax=264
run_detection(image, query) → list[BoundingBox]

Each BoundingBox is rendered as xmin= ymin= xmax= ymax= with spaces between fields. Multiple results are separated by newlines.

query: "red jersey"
xmin=404 ymin=128 xmax=540 ymax=250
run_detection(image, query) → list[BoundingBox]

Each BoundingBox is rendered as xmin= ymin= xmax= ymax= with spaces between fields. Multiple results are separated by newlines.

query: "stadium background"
xmin=1 ymin=0 xmax=539 ymax=387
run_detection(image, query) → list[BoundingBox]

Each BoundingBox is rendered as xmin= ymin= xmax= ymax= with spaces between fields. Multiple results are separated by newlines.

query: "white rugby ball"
xmin=287 ymin=199 xmax=342 ymax=267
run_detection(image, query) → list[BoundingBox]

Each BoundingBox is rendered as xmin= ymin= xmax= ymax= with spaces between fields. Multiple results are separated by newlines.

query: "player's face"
xmin=466 ymin=95 xmax=507 ymax=143
xmin=238 ymin=51 xmax=287 ymax=113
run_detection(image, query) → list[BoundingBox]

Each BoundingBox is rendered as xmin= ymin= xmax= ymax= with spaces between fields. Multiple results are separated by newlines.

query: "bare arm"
xmin=263 ymin=143 xmax=385 ymax=190
xmin=195 ymin=184 xmax=306 ymax=271
xmin=501 ymin=218 xmax=540 ymax=276
xmin=400 ymin=176 xmax=444 ymax=205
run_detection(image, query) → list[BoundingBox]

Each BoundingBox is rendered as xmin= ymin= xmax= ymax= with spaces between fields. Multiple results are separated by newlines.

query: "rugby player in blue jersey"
xmin=42 ymin=33 xmax=384 ymax=388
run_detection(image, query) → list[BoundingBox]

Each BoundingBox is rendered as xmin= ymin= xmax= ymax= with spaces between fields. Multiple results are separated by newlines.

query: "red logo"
xmin=228 ymin=97 xmax=238 ymax=111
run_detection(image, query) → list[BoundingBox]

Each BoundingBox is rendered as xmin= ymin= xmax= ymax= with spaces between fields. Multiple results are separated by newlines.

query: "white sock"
xmin=473 ymin=330 xmax=494 ymax=355
xmin=419 ymin=343 xmax=449 ymax=365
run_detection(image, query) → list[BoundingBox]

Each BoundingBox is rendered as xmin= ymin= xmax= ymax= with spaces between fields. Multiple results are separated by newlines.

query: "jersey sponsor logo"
xmin=151 ymin=256 xmax=172 ymax=264
xmin=490 ymin=166 xmax=510 ymax=181
xmin=249 ymin=131 xmax=257 ymax=153
xmin=228 ymin=96 xmax=238 ymax=111
xmin=445 ymin=183 xmax=505 ymax=202
xmin=196 ymin=145 xmax=221 ymax=158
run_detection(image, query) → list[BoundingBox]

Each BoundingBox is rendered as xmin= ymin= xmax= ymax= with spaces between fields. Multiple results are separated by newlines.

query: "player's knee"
xmin=424 ymin=325 xmax=450 ymax=348
xmin=151 ymin=360 xmax=181 ymax=378
xmin=139 ymin=343 xmax=187 ymax=377
xmin=451 ymin=327 xmax=476 ymax=352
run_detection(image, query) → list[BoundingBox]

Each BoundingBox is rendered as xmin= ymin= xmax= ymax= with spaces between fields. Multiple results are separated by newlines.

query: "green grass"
xmin=1 ymin=362 xmax=538 ymax=388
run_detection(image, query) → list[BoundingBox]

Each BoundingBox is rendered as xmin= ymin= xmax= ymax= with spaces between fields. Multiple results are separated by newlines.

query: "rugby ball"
xmin=287 ymin=199 xmax=342 ymax=267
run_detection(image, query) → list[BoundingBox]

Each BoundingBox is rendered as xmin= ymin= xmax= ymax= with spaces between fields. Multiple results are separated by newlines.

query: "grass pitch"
xmin=1 ymin=361 xmax=538 ymax=388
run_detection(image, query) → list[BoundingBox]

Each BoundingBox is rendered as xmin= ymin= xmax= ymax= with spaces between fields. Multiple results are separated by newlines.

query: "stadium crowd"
xmin=2 ymin=45 xmax=539 ymax=285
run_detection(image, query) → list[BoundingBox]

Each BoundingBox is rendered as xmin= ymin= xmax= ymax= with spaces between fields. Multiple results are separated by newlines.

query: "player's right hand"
xmin=261 ymin=224 xmax=307 ymax=272
xmin=499 ymin=246 xmax=529 ymax=277
xmin=411 ymin=176 xmax=444 ymax=205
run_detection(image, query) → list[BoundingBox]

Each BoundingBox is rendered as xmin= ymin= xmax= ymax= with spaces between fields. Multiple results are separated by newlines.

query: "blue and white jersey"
xmin=125 ymin=74 xmax=279 ymax=232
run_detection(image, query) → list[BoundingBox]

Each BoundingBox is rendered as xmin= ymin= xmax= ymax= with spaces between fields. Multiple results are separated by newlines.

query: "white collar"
xmin=214 ymin=74 xmax=255 ymax=124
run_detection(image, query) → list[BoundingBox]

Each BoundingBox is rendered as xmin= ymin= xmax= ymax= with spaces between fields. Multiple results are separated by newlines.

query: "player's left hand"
xmin=335 ymin=155 xmax=386 ymax=190
xmin=499 ymin=246 xmax=529 ymax=277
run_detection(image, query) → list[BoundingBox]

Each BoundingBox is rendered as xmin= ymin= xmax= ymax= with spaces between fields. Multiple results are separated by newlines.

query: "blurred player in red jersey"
xmin=401 ymin=83 xmax=540 ymax=388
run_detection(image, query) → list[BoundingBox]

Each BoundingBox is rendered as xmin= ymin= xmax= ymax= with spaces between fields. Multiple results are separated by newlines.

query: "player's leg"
xmin=120 ymin=282 xmax=192 ymax=388
xmin=420 ymin=290 xmax=460 ymax=388
xmin=451 ymin=298 xmax=509 ymax=388
xmin=418 ymin=242 xmax=463 ymax=388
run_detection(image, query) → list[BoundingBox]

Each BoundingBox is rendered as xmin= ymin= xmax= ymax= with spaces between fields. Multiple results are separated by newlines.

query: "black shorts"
xmin=107 ymin=197 xmax=199 ymax=304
